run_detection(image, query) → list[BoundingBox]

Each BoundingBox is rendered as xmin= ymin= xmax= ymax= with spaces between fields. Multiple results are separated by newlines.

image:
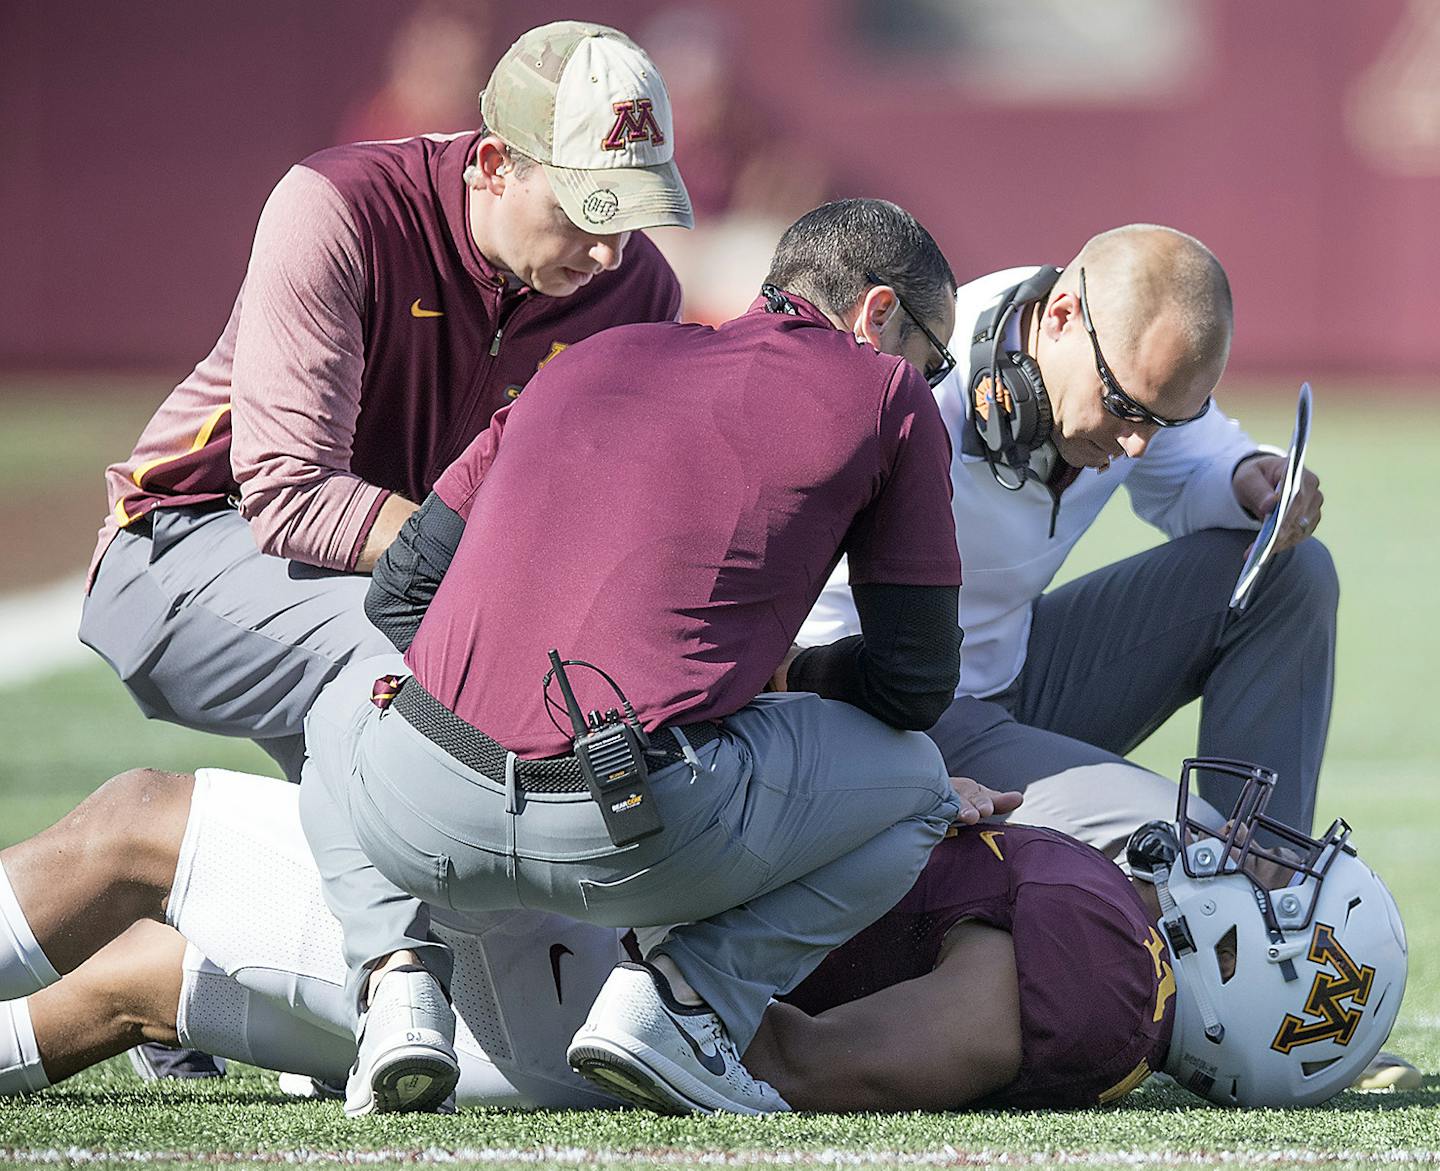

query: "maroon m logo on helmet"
xmin=602 ymin=99 xmax=665 ymax=150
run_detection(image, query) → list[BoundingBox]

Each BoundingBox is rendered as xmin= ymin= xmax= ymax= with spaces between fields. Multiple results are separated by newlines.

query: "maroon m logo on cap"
xmin=602 ymin=99 xmax=665 ymax=150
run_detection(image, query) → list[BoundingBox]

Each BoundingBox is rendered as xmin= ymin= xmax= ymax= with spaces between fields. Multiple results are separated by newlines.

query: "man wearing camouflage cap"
xmin=79 ymin=20 xmax=690 ymax=1079
xmin=83 ymin=20 xmax=690 ymax=784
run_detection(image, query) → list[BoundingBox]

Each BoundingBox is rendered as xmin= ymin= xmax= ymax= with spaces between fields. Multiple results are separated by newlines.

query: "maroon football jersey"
xmin=785 ymin=823 xmax=1175 ymax=1108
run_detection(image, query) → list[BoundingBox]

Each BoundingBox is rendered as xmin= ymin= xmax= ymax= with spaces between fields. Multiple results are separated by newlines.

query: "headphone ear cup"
xmin=1007 ymin=352 xmax=1053 ymax=447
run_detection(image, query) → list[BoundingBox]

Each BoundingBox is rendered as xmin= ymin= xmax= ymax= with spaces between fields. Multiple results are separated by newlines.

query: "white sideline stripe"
xmin=0 ymin=576 xmax=89 ymax=685
xmin=2 ymin=1150 xmax=1439 ymax=1167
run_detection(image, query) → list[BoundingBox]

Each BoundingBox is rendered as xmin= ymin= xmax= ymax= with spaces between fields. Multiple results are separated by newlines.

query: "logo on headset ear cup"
xmin=970 ymin=354 xmax=1053 ymax=455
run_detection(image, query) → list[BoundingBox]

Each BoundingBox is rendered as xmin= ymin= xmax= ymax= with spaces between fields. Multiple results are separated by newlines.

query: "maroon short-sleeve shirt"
xmin=412 ymin=295 xmax=961 ymax=755
xmin=785 ymin=823 xmax=1176 ymax=1108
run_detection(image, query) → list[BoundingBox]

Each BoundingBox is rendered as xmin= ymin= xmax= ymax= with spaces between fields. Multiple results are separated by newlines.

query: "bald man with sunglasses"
xmin=803 ymin=224 xmax=1334 ymax=851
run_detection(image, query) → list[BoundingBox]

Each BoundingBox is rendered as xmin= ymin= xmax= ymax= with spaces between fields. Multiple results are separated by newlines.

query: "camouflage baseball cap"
xmin=481 ymin=21 xmax=693 ymax=234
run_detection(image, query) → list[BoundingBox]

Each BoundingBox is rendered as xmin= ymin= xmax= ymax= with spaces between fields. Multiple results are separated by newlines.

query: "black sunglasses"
xmin=864 ymin=271 xmax=956 ymax=389
xmin=1077 ymin=267 xmax=1210 ymax=428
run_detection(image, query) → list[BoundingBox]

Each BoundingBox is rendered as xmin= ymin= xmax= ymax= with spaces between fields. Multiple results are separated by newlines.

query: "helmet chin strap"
xmin=1153 ymin=863 xmax=1226 ymax=1045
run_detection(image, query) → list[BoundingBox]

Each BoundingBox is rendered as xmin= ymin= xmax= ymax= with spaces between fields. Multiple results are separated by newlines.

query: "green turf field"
xmin=0 ymin=384 xmax=1436 ymax=1168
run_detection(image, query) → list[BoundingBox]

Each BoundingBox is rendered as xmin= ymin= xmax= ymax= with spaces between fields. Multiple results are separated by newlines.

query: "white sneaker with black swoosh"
xmin=566 ymin=961 xmax=790 ymax=1115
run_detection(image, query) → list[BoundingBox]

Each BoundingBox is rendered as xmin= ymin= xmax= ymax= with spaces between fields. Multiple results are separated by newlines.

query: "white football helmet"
xmin=1128 ymin=757 xmax=1408 ymax=1108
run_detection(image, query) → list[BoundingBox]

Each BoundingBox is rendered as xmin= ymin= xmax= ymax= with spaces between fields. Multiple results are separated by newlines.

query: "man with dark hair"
xmin=764 ymin=199 xmax=959 ymax=348
xmin=294 ymin=197 xmax=1018 ymax=1118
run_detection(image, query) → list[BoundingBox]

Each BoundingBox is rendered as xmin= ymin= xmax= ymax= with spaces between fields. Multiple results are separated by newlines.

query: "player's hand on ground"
xmin=1232 ymin=453 xmax=1324 ymax=550
xmin=948 ymin=776 xmax=1023 ymax=825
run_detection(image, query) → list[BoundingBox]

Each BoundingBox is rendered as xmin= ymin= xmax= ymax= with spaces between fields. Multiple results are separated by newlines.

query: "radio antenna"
xmin=548 ymin=649 xmax=589 ymax=736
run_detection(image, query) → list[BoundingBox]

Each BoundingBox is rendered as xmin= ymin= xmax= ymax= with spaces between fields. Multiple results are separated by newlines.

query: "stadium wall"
xmin=1 ymin=0 xmax=1436 ymax=379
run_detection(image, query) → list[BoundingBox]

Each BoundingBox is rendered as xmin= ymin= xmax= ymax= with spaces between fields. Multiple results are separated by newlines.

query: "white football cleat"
xmin=567 ymin=961 xmax=790 ymax=1115
xmin=344 ymin=964 xmax=459 ymax=1117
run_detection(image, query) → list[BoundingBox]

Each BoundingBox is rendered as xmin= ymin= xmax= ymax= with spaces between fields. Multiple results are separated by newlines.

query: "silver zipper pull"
xmin=490 ymin=326 xmax=504 ymax=356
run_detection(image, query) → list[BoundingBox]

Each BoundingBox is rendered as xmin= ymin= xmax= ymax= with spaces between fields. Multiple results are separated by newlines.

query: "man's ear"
xmin=851 ymin=284 xmax=900 ymax=347
xmin=466 ymin=137 xmax=512 ymax=195
xmin=1041 ymin=288 xmax=1080 ymax=341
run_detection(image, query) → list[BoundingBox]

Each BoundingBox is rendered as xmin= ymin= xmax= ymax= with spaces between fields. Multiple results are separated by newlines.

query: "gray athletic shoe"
xmin=127 ymin=1044 xmax=227 ymax=1081
xmin=344 ymin=964 xmax=459 ymax=1118
xmin=567 ymin=961 xmax=790 ymax=1115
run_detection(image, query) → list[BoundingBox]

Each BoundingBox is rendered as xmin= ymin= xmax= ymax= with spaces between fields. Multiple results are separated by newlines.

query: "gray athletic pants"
xmin=929 ymin=528 xmax=1336 ymax=841
xmin=298 ymin=653 xmax=961 ymax=1050
xmin=79 ymin=507 xmax=393 ymax=782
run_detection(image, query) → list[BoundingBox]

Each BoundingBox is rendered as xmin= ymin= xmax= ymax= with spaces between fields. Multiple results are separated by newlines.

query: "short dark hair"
xmin=764 ymin=199 xmax=956 ymax=332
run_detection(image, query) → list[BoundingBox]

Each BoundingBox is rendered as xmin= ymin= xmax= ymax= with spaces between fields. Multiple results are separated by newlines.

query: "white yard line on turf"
xmin=1 ymin=1150 xmax=1438 ymax=1167
xmin=0 ymin=575 xmax=89 ymax=686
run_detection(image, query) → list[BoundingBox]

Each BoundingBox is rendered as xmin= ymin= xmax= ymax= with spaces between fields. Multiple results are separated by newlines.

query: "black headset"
xmin=967 ymin=266 xmax=1063 ymax=489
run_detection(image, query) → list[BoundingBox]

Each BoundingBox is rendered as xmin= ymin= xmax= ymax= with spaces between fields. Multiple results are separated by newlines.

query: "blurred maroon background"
xmin=3 ymin=0 xmax=1437 ymax=379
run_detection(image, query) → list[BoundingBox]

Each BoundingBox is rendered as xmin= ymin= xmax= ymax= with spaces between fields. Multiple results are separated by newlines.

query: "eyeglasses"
xmin=864 ymin=271 xmax=956 ymax=389
xmin=1078 ymin=266 xmax=1211 ymax=428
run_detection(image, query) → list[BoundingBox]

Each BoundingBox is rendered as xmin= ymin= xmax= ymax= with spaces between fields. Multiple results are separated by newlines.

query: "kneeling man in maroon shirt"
xmin=297 ymin=198 xmax=1021 ymax=1116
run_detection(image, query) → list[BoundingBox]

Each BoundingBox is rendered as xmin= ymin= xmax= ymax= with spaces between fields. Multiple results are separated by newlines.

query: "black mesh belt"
xmin=391 ymin=676 xmax=722 ymax=793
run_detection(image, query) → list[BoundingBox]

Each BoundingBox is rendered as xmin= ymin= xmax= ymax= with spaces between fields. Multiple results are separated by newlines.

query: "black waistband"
xmin=391 ymin=676 xmax=721 ymax=793
xmin=126 ymin=498 xmax=235 ymax=538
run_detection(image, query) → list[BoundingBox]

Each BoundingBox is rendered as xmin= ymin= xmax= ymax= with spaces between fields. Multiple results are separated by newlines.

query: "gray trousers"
xmin=929 ymin=528 xmax=1337 ymax=841
xmin=299 ymin=654 xmax=961 ymax=1050
xmin=79 ymin=507 xmax=393 ymax=782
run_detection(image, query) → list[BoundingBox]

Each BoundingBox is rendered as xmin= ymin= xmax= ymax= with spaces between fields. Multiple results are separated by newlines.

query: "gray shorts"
xmin=80 ymin=506 xmax=393 ymax=781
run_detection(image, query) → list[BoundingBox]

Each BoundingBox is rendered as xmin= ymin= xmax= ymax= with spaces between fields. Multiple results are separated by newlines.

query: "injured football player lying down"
xmin=0 ymin=761 xmax=1406 ymax=1111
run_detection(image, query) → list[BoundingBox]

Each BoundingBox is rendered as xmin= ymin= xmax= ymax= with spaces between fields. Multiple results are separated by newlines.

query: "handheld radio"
xmin=546 ymin=649 xmax=663 ymax=847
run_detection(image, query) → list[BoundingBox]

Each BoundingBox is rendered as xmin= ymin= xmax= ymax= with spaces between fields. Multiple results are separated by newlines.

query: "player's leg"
xmin=80 ymin=506 xmax=393 ymax=783
xmin=926 ymin=694 xmax=1222 ymax=857
xmin=433 ymin=914 xmax=627 ymax=1110
xmin=1012 ymin=528 xmax=1335 ymax=831
xmin=0 ymin=920 xmax=184 ymax=1093
xmin=0 ymin=920 xmax=357 ymax=1096
xmin=20 ymin=921 xmax=187 ymax=1088
xmin=0 ymin=767 xmax=190 ymax=991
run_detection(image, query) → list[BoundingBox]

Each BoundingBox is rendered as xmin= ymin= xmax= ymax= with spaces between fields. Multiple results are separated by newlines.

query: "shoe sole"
xmin=346 ymin=1046 xmax=460 ymax=1117
xmin=568 ymin=1042 xmax=710 ymax=1115
xmin=569 ymin=1036 xmax=781 ymax=1116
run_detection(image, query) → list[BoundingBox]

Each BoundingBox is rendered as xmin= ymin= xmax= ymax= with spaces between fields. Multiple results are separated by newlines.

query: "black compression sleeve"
xmin=786 ymin=582 xmax=961 ymax=731
xmin=364 ymin=492 xmax=465 ymax=652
